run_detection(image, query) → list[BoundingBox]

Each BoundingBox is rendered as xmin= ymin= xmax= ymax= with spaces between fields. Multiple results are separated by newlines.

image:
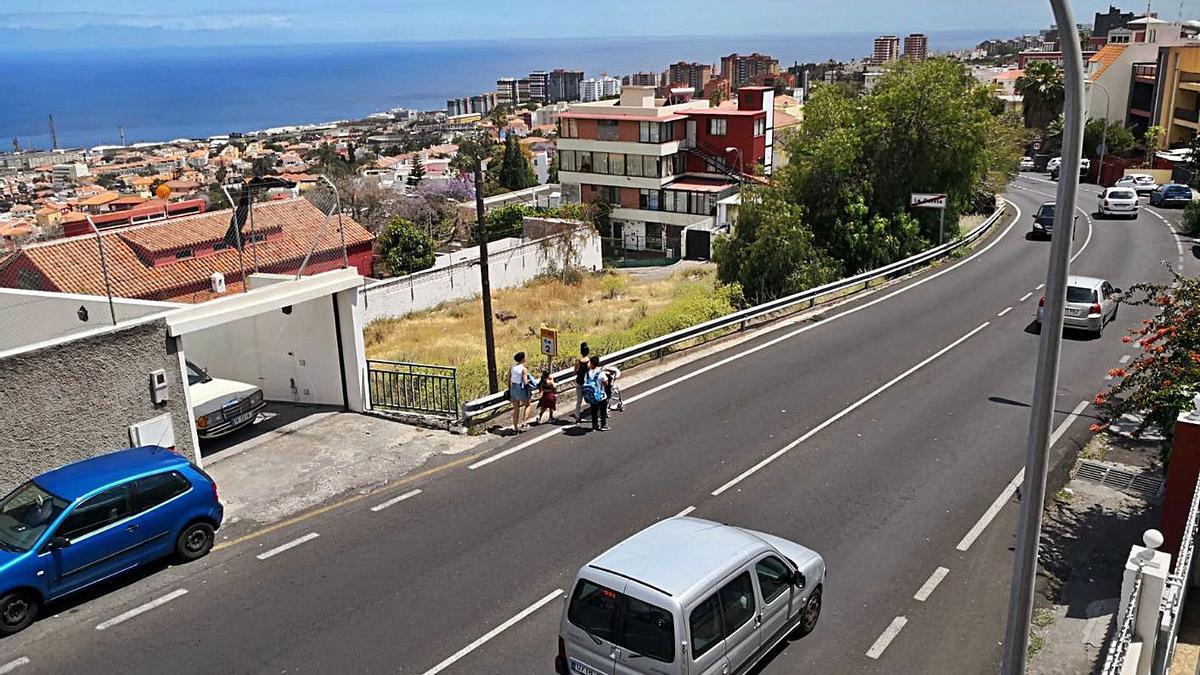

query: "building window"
xmin=597 ymin=185 xmax=620 ymax=204
xmin=639 ymin=121 xmax=660 ymax=143
xmin=578 ymin=151 xmax=594 ymax=173
xmin=610 ymin=153 xmax=625 ymax=176
xmin=175 ymin=248 xmax=194 ymax=260
xmin=644 ymin=155 xmax=660 ymax=177
xmin=561 ymin=149 xmax=577 ymax=172
xmin=754 ymin=118 xmax=766 ymax=136
xmin=709 ymin=119 xmax=727 ymax=136
xmin=594 ymin=152 xmax=609 ymax=175
xmin=562 ymin=118 xmax=578 ymax=138
xmin=639 ymin=189 xmax=660 ymax=210
xmin=627 ymin=154 xmax=644 ymax=177
xmin=597 ymin=119 xmax=620 ymax=142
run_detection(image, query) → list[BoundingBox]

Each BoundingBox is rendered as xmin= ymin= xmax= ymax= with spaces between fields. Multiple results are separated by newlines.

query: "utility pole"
xmin=1001 ymin=0 xmax=1086 ymax=671
xmin=47 ymin=114 xmax=58 ymax=150
xmin=474 ymin=153 xmax=500 ymax=394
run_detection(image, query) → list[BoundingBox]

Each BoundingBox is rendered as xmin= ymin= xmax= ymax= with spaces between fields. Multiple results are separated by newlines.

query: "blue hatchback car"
xmin=0 ymin=447 xmax=223 ymax=636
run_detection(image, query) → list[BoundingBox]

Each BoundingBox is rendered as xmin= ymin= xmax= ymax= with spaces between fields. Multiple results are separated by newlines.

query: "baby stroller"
xmin=603 ymin=365 xmax=624 ymax=412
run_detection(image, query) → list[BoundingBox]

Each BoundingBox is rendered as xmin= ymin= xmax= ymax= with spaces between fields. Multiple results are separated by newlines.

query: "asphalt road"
xmin=2 ymin=174 xmax=1195 ymax=675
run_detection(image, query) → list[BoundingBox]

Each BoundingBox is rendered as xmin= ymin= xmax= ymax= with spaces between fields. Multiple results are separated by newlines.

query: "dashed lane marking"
xmin=866 ymin=616 xmax=908 ymax=659
xmin=914 ymin=567 xmax=950 ymax=602
xmin=997 ymin=307 xmax=1013 ymax=317
xmin=255 ymin=532 xmax=319 ymax=561
xmin=95 ymin=589 xmax=188 ymax=631
xmin=420 ymin=589 xmax=564 ymax=675
xmin=1019 ymin=292 xmax=1033 ymax=302
xmin=675 ymin=505 xmax=696 ymax=518
xmin=0 ymin=658 xmax=30 ymax=674
xmin=370 ymin=488 xmax=422 ymax=512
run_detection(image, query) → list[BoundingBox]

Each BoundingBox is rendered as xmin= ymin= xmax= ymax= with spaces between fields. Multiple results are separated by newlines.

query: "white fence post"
xmin=1115 ymin=531 xmax=1172 ymax=675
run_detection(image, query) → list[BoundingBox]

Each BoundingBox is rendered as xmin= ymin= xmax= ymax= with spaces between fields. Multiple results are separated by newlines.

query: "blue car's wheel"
xmin=0 ymin=590 xmax=39 ymax=636
xmin=176 ymin=522 xmax=215 ymax=562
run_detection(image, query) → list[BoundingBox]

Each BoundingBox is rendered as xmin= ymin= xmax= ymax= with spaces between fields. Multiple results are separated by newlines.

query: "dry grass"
xmin=364 ymin=266 xmax=734 ymax=400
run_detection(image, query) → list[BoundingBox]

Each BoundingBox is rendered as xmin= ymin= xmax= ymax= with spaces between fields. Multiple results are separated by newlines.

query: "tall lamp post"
xmin=1091 ymin=80 xmax=1112 ymax=185
xmin=1001 ymin=0 xmax=1086 ymax=672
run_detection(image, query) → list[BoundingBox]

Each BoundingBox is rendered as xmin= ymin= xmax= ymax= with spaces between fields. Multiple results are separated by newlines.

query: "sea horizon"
xmin=4 ymin=29 xmax=1026 ymax=150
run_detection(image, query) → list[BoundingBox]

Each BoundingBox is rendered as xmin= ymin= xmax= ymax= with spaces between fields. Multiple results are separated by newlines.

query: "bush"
xmin=377 ymin=217 xmax=435 ymax=276
xmin=1183 ymin=200 xmax=1200 ymax=236
xmin=966 ymin=184 xmax=998 ymax=216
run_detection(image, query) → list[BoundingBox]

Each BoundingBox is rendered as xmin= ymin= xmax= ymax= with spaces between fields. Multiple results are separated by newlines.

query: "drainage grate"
xmin=1076 ymin=460 xmax=1163 ymax=497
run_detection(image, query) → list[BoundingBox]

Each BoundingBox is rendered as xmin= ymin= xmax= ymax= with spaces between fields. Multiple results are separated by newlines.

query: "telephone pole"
xmin=474 ymin=153 xmax=500 ymax=394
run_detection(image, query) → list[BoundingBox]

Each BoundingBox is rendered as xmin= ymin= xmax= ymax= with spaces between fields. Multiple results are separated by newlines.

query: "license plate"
xmin=569 ymin=658 xmax=606 ymax=675
xmin=231 ymin=411 xmax=255 ymax=426
xmin=1067 ymin=307 xmax=1085 ymax=317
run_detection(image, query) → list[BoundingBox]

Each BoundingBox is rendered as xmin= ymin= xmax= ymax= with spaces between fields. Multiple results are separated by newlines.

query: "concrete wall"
xmin=180 ymin=293 xmax=346 ymax=407
xmin=0 ymin=318 xmax=195 ymax=495
xmin=0 ymin=288 xmax=180 ymax=352
xmin=361 ymin=226 xmax=602 ymax=322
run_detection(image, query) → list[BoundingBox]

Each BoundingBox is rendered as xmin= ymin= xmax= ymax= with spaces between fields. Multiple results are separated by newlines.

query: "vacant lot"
xmin=364 ymin=265 xmax=738 ymax=401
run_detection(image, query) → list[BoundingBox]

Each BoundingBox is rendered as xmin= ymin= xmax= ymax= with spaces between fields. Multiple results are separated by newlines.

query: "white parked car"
xmin=1114 ymin=173 xmax=1158 ymax=195
xmin=186 ymin=360 xmax=265 ymax=439
xmin=1047 ymin=157 xmax=1062 ymax=172
xmin=1097 ymin=187 xmax=1139 ymax=218
xmin=1020 ymin=156 xmax=1035 ymax=171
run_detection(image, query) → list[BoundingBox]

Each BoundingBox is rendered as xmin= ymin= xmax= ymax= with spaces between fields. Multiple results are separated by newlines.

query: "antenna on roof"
xmin=48 ymin=114 xmax=58 ymax=150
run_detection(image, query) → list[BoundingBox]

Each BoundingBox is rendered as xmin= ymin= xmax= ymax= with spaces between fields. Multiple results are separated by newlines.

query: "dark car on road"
xmin=0 ymin=447 xmax=223 ymax=636
xmin=1149 ymin=183 xmax=1194 ymax=208
xmin=1031 ymin=201 xmax=1057 ymax=239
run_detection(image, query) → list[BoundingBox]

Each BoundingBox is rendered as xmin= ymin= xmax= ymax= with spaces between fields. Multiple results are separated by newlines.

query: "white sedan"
xmin=1114 ymin=173 xmax=1158 ymax=195
xmin=1097 ymin=187 xmax=1139 ymax=218
xmin=187 ymin=360 xmax=266 ymax=439
xmin=1020 ymin=157 xmax=1035 ymax=171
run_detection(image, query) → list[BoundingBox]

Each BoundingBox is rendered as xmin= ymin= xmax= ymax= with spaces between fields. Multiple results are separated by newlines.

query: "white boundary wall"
xmin=361 ymin=227 xmax=601 ymax=322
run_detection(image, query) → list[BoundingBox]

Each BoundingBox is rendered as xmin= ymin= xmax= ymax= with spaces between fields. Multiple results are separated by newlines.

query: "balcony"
xmin=1174 ymin=107 xmax=1200 ymax=128
xmin=1133 ymin=63 xmax=1157 ymax=82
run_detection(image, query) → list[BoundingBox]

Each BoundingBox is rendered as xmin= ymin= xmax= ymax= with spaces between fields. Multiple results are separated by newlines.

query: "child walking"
xmin=534 ymin=370 xmax=557 ymax=424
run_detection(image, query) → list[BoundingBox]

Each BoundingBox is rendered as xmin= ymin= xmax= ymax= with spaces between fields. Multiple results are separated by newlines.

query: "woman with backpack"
xmin=573 ymin=342 xmax=591 ymax=425
xmin=582 ymin=355 xmax=610 ymax=432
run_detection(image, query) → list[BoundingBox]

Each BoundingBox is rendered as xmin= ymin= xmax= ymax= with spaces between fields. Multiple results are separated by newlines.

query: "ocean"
xmin=2 ymin=30 xmax=1009 ymax=149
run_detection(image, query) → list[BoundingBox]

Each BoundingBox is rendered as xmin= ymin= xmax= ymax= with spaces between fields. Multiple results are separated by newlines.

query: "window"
xmin=754 ymin=118 xmax=766 ymax=136
xmin=1066 ymin=286 xmax=1098 ymax=303
xmin=597 ymin=119 xmax=620 ymax=142
xmin=568 ymin=580 xmax=618 ymax=642
xmin=718 ymin=572 xmax=756 ymax=634
xmin=639 ymin=121 xmax=661 ymax=143
xmin=567 ymin=580 xmax=676 ymax=663
xmin=578 ymin=151 xmax=594 ymax=173
xmin=561 ymin=149 xmax=577 ymax=172
xmin=174 ymin=249 xmax=194 ymax=260
xmin=639 ymin=189 xmax=659 ymax=210
xmin=594 ymin=152 xmax=609 ymax=175
xmin=756 ymin=556 xmax=792 ymax=603
xmin=57 ymin=485 xmax=131 ymax=540
xmin=562 ymin=118 xmax=578 ymax=138
xmin=0 ymin=482 xmax=69 ymax=552
xmin=599 ymin=185 xmax=620 ymax=204
xmin=627 ymin=154 xmax=643 ymax=177
xmin=690 ymin=594 xmax=724 ymax=658
xmin=709 ymin=118 xmax=728 ymax=136
xmin=643 ymin=155 xmax=659 ymax=178
xmin=134 ymin=472 xmax=191 ymax=513
xmin=610 ymin=153 xmax=625 ymax=176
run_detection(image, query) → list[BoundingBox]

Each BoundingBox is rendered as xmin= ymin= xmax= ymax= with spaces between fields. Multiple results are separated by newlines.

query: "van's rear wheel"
xmin=176 ymin=522 xmax=215 ymax=562
xmin=798 ymin=587 xmax=822 ymax=637
xmin=0 ymin=590 xmax=39 ymax=636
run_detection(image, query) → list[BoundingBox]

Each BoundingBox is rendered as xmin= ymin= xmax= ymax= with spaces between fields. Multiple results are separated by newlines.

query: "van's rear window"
xmin=568 ymin=579 xmax=675 ymax=663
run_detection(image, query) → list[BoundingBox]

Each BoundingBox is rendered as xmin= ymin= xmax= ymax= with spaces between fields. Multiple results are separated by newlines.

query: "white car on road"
xmin=186 ymin=360 xmax=265 ymax=439
xmin=1097 ymin=187 xmax=1139 ymax=218
xmin=1036 ymin=276 xmax=1122 ymax=336
xmin=1020 ymin=156 xmax=1035 ymax=171
xmin=1113 ymin=173 xmax=1158 ymax=195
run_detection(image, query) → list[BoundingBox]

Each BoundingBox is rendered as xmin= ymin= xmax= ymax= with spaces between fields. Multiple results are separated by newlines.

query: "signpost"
xmin=910 ymin=193 xmax=949 ymax=244
xmin=540 ymin=326 xmax=559 ymax=374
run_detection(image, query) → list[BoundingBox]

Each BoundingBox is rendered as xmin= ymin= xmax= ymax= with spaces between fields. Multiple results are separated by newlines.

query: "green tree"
xmin=1144 ymin=125 xmax=1166 ymax=163
xmin=406 ymin=155 xmax=426 ymax=187
xmin=251 ymin=155 xmax=275 ymax=177
xmin=713 ymin=187 xmax=841 ymax=304
xmin=497 ymin=135 xmax=538 ymax=191
xmin=476 ymin=203 xmax=531 ymax=243
xmin=1083 ymin=118 xmax=1135 ymax=159
xmin=377 ymin=217 xmax=436 ymax=276
xmin=1015 ymin=61 xmax=1065 ymax=130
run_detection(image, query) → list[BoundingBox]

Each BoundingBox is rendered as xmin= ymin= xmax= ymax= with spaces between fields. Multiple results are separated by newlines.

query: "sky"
xmin=4 ymin=0 xmax=1197 ymax=50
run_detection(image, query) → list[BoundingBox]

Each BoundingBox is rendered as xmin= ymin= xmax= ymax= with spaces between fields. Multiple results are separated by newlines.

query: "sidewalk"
xmin=1029 ymin=432 xmax=1163 ymax=675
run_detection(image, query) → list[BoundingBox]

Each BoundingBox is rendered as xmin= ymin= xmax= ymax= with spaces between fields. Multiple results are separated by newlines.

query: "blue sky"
xmin=1 ymin=0 xmax=1196 ymax=47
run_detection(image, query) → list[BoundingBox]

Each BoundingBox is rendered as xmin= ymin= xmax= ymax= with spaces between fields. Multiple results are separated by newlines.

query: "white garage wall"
xmin=181 ymin=294 xmax=345 ymax=406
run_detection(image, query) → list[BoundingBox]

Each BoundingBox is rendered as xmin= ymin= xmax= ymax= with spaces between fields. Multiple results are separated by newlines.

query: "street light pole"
xmin=1001 ymin=0 xmax=1086 ymax=672
xmin=1091 ymin=80 xmax=1112 ymax=185
xmin=474 ymin=152 xmax=500 ymax=395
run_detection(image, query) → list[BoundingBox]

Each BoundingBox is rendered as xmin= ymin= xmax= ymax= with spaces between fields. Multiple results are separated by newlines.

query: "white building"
xmin=51 ymin=162 xmax=89 ymax=189
xmin=533 ymin=150 xmax=551 ymax=185
xmin=1084 ymin=17 xmax=1194 ymax=125
xmin=580 ymin=76 xmax=622 ymax=102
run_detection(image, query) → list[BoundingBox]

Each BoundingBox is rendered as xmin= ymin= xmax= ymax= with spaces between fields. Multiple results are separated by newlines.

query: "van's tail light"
xmin=1090 ymin=302 xmax=1103 ymax=315
xmin=1039 ymin=297 xmax=1045 ymax=307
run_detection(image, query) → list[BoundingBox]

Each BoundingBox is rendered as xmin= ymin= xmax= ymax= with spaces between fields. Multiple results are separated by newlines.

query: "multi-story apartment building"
xmin=497 ymin=77 xmax=520 ymax=105
xmin=720 ymin=53 xmax=779 ymax=89
xmin=51 ymin=163 xmax=89 ymax=190
xmin=624 ymin=71 xmax=661 ymax=87
xmin=447 ymin=98 xmax=470 ymax=117
xmin=873 ymin=35 xmax=901 ymax=64
xmin=903 ymin=33 xmax=929 ymax=60
xmin=580 ymin=76 xmax=622 ymax=102
xmin=528 ymin=71 xmax=550 ymax=102
xmin=548 ymin=69 xmax=585 ymax=103
xmin=667 ymin=62 xmax=713 ymax=95
xmin=517 ymin=78 xmax=532 ymax=103
xmin=557 ymin=86 xmax=774 ymax=259
xmin=471 ymin=92 xmax=498 ymax=115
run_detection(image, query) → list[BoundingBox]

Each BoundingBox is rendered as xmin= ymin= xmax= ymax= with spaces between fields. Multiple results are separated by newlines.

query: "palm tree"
xmin=1015 ymin=61 xmax=1065 ymax=130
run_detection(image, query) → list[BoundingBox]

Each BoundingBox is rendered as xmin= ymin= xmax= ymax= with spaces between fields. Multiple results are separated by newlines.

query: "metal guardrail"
xmin=461 ymin=204 xmax=1008 ymax=421
xmin=367 ymin=360 xmax=459 ymax=418
xmin=1103 ymin=568 xmax=1145 ymax=675
xmin=1153 ymin=471 xmax=1200 ymax=673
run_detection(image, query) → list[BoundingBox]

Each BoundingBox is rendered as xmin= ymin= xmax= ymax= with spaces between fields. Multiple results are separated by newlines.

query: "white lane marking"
xmin=370 ymin=488 xmax=422 ymax=512
xmin=466 ymin=203 xmax=1021 ymax=470
xmin=866 ymin=616 xmax=908 ymax=659
xmin=997 ymin=306 xmax=1013 ymax=317
xmin=0 ymin=658 xmax=30 ymax=674
xmin=712 ymin=322 xmax=990 ymax=496
xmin=1144 ymin=207 xmax=1184 ymax=256
xmin=1009 ymin=183 xmax=1094 ymax=263
xmin=95 ymin=589 xmax=188 ymax=631
xmin=1119 ymin=354 xmax=1132 ymax=365
xmin=1036 ymin=283 xmax=1045 ymax=290
xmin=956 ymin=400 xmax=1090 ymax=552
xmin=256 ymin=532 xmax=320 ymax=560
xmin=675 ymin=505 xmax=696 ymax=518
xmin=1019 ymin=292 xmax=1033 ymax=302
xmin=420 ymin=589 xmax=564 ymax=675
xmin=914 ymin=567 xmax=950 ymax=602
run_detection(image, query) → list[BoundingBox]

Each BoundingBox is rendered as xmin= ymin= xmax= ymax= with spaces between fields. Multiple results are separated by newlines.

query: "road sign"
xmin=910 ymin=193 xmax=948 ymax=209
xmin=540 ymin=326 xmax=558 ymax=357
xmin=1033 ymin=140 xmax=1042 ymax=151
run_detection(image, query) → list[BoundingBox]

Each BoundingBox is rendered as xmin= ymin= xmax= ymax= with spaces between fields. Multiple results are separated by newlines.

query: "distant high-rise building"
xmin=470 ymin=92 xmax=497 ymax=115
xmin=580 ymin=75 xmax=621 ymax=102
xmin=903 ymin=33 xmax=929 ymax=61
xmin=872 ymin=35 xmax=900 ymax=64
xmin=623 ymin=71 xmax=660 ymax=87
xmin=528 ymin=71 xmax=550 ymax=102
xmin=496 ymin=77 xmax=520 ymax=105
xmin=517 ymin=78 xmax=531 ymax=103
xmin=667 ymin=61 xmax=713 ymax=95
xmin=720 ymin=53 xmax=780 ymax=89
xmin=548 ymin=69 xmax=585 ymax=103
xmin=446 ymin=98 xmax=470 ymax=116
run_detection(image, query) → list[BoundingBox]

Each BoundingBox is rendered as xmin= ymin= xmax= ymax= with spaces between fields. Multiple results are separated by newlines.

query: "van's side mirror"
xmin=48 ymin=536 xmax=70 ymax=551
xmin=792 ymin=571 xmax=807 ymax=589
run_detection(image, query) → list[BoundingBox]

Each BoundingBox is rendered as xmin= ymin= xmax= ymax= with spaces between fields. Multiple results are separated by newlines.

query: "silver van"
xmin=555 ymin=517 xmax=825 ymax=675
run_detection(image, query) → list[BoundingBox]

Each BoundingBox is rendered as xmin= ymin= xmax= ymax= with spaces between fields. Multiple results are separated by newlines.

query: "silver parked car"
xmin=1097 ymin=187 xmax=1139 ymax=218
xmin=556 ymin=517 xmax=825 ymax=675
xmin=1036 ymin=275 xmax=1122 ymax=336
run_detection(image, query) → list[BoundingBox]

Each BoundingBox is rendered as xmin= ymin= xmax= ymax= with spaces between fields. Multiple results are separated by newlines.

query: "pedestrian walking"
xmin=509 ymin=352 xmax=534 ymax=433
xmin=582 ymin=355 xmax=610 ymax=431
xmin=534 ymin=370 xmax=557 ymax=424
xmin=573 ymin=342 xmax=591 ymax=424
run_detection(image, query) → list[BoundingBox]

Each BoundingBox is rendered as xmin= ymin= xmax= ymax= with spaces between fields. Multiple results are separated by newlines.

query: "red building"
xmin=61 ymin=198 xmax=208 ymax=238
xmin=1 ymin=198 xmax=374 ymax=303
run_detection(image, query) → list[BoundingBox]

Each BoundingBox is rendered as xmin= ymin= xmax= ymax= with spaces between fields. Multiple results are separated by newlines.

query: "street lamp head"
xmin=725 ymin=146 xmax=737 ymax=153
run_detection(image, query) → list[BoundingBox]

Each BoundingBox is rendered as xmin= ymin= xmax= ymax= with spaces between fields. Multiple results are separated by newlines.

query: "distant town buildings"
xmin=720 ymin=53 xmax=780 ymax=89
xmin=623 ymin=71 xmax=661 ymax=87
xmin=548 ymin=69 xmax=585 ymax=103
xmin=668 ymin=62 xmax=714 ymax=96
